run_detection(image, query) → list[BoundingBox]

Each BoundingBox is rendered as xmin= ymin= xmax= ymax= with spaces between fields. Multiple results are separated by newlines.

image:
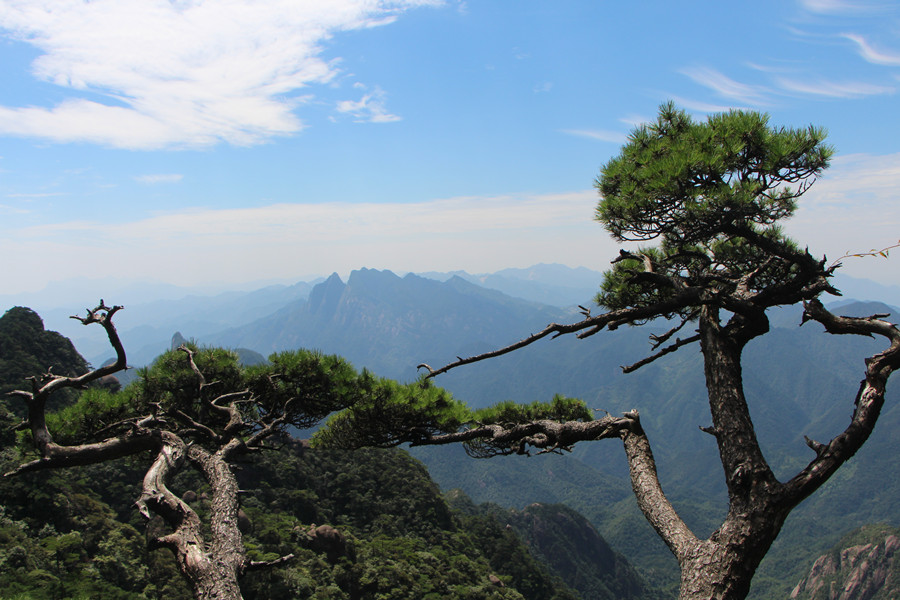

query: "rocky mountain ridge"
xmin=791 ymin=526 xmax=900 ymax=600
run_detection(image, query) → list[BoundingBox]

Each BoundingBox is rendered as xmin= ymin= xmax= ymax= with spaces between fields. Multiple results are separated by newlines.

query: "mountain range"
xmin=3 ymin=263 xmax=900 ymax=598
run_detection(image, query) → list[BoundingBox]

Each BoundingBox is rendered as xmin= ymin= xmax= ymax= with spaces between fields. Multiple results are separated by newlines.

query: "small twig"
xmin=649 ymin=310 xmax=699 ymax=349
xmin=829 ymin=240 xmax=900 ymax=269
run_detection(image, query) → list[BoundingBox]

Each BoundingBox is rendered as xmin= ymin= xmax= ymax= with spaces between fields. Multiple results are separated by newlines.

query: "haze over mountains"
xmin=3 ymin=263 xmax=900 ymax=598
xmin=5 ymin=263 xmax=897 ymax=373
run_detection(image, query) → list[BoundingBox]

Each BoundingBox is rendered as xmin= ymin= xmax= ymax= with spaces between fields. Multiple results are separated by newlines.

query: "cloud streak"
xmin=841 ymin=33 xmax=900 ymax=66
xmin=798 ymin=0 xmax=888 ymax=14
xmin=559 ymin=129 xmax=626 ymax=144
xmin=774 ymin=76 xmax=894 ymax=98
xmin=3 ymin=152 xmax=900 ymax=293
xmin=1 ymin=191 xmax=611 ymax=291
xmin=0 ymin=0 xmax=436 ymax=149
xmin=135 ymin=174 xmax=183 ymax=185
xmin=335 ymin=85 xmax=402 ymax=123
xmin=679 ymin=66 xmax=771 ymax=105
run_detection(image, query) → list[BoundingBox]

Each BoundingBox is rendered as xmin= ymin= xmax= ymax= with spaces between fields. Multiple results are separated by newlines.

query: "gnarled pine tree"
xmin=5 ymin=302 xmax=380 ymax=600
xmin=320 ymin=103 xmax=900 ymax=600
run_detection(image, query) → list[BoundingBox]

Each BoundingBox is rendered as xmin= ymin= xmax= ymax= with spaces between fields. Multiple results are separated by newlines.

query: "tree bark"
xmin=136 ymin=437 xmax=248 ymax=599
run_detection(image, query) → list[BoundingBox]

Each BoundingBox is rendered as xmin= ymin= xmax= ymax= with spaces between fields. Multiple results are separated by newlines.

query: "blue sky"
xmin=1 ymin=0 xmax=899 ymax=297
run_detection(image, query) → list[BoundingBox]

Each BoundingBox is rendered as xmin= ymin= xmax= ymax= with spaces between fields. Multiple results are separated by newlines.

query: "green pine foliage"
xmin=596 ymin=102 xmax=831 ymax=244
xmin=317 ymin=383 xmax=593 ymax=453
xmin=471 ymin=396 xmax=593 ymax=425
xmin=594 ymin=102 xmax=832 ymax=313
xmin=314 ymin=377 xmax=471 ymax=449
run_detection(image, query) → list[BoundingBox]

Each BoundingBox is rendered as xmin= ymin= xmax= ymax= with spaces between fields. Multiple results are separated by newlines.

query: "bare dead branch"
xmin=803 ymin=435 xmax=826 ymax=457
xmin=699 ymin=425 xmax=718 ymax=437
xmin=734 ymin=256 xmax=778 ymax=299
xmin=171 ymin=410 xmax=221 ymax=442
xmin=405 ymin=413 xmax=636 ymax=461
xmin=210 ymin=390 xmax=252 ymax=434
xmin=649 ymin=310 xmax=700 ymax=349
xmin=419 ymin=289 xmax=704 ymax=378
xmin=4 ymin=432 xmax=159 ymax=476
xmin=828 ymin=239 xmax=900 ymax=269
xmin=245 ymin=553 xmax=296 ymax=572
xmin=784 ymin=300 xmax=900 ymax=506
xmin=178 ymin=344 xmax=206 ymax=388
xmin=622 ymin=333 xmax=702 ymax=374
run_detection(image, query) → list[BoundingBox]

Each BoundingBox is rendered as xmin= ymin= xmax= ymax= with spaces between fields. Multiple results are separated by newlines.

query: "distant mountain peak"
xmin=348 ymin=267 xmax=400 ymax=282
xmin=308 ymin=272 xmax=346 ymax=318
xmin=171 ymin=331 xmax=188 ymax=350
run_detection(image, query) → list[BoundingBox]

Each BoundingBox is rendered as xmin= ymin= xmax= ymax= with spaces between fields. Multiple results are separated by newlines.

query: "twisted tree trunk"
xmin=139 ymin=436 xmax=247 ymax=600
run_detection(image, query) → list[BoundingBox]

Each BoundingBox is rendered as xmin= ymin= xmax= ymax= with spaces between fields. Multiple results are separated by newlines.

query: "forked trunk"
xmin=676 ymin=533 xmax=776 ymax=600
xmin=182 ymin=445 xmax=247 ymax=600
xmin=140 ymin=439 xmax=248 ymax=600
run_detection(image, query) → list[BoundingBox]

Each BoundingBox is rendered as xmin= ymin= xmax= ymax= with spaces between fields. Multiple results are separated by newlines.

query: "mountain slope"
xmin=790 ymin=525 xmax=900 ymax=600
xmin=418 ymin=263 xmax=603 ymax=308
xmin=446 ymin=492 xmax=655 ymax=600
xmin=213 ymin=268 xmax=568 ymax=382
xmin=0 ymin=306 xmax=101 ymax=417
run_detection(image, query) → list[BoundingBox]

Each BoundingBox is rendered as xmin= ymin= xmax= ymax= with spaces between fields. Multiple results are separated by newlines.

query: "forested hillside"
xmin=0 ymin=306 xmax=652 ymax=600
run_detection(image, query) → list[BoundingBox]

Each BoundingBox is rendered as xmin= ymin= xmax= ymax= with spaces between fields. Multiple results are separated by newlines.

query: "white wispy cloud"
xmin=5 ymin=151 xmax=900 ymax=291
xmin=335 ymin=85 xmax=402 ymax=123
xmin=841 ymin=33 xmax=900 ymax=66
xmin=19 ymin=192 xmax=597 ymax=243
xmin=560 ymin=129 xmax=626 ymax=144
xmin=135 ymin=174 xmax=184 ymax=185
xmin=798 ymin=0 xmax=886 ymax=14
xmin=1 ymin=191 xmax=611 ymax=290
xmin=666 ymin=95 xmax=741 ymax=114
xmin=745 ymin=61 xmax=800 ymax=75
xmin=619 ymin=114 xmax=652 ymax=128
xmin=6 ymin=192 xmax=64 ymax=198
xmin=774 ymin=76 xmax=894 ymax=97
xmin=799 ymin=0 xmax=852 ymax=13
xmin=0 ymin=0 xmax=436 ymax=149
xmin=679 ymin=66 xmax=771 ymax=105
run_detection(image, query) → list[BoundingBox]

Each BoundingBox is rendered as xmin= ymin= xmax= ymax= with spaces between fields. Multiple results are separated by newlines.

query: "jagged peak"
xmin=791 ymin=525 xmax=900 ymax=600
xmin=308 ymin=272 xmax=346 ymax=318
xmin=347 ymin=268 xmax=401 ymax=283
